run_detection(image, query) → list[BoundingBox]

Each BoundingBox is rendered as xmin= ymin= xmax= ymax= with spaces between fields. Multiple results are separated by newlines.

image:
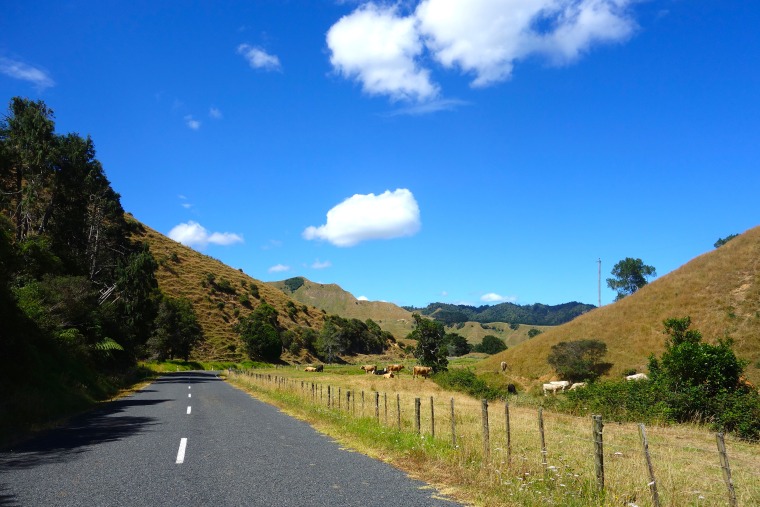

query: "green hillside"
xmin=480 ymin=225 xmax=760 ymax=387
xmin=407 ymin=300 xmax=595 ymax=326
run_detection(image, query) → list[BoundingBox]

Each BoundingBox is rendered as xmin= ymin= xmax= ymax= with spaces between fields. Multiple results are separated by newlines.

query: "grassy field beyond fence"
xmin=227 ymin=366 xmax=760 ymax=507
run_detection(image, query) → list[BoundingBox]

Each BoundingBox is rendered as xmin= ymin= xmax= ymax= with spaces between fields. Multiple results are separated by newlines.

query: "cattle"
xmin=304 ymin=367 xmax=317 ymax=372
xmin=626 ymin=373 xmax=648 ymax=381
xmin=382 ymin=372 xmax=394 ymax=378
xmin=500 ymin=361 xmax=508 ymax=372
xmin=373 ymin=368 xmax=387 ymax=375
xmin=360 ymin=365 xmax=377 ymax=374
xmin=387 ymin=364 xmax=405 ymax=374
xmin=413 ymin=366 xmax=433 ymax=379
xmin=507 ymin=384 xmax=517 ymax=394
xmin=315 ymin=365 xmax=324 ymax=372
xmin=569 ymin=382 xmax=587 ymax=390
xmin=543 ymin=383 xmax=563 ymax=396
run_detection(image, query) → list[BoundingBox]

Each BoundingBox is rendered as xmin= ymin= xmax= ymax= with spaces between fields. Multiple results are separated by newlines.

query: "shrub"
xmin=434 ymin=369 xmax=503 ymax=400
xmin=547 ymin=339 xmax=610 ymax=382
xmin=474 ymin=335 xmax=507 ymax=355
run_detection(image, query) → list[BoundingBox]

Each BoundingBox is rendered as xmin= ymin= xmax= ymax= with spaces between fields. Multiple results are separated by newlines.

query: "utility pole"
xmin=597 ymin=258 xmax=602 ymax=308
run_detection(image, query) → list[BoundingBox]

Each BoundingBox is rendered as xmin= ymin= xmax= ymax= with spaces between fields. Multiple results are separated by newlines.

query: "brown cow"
xmin=387 ymin=364 xmax=405 ymax=374
xmin=315 ymin=365 xmax=324 ymax=372
xmin=412 ymin=366 xmax=433 ymax=379
xmin=360 ymin=365 xmax=377 ymax=374
xmin=304 ymin=366 xmax=317 ymax=372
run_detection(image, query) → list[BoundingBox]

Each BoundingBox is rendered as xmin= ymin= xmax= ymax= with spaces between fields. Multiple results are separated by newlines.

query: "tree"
xmin=443 ymin=332 xmax=471 ymax=356
xmin=714 ymin=234 xmax=738 ymax=248
xmin=474 ymin=335 xmax=507 ymax=354
xmin=148 ymin=297 xmax=203 ymax=361
xmin=409 ymin=313 xmax=448 ymax=372
xmin=606 ymin=257 xmax=656 ymax=301
xmin=236 ymin=303 xmax=281 ymax=361
xmin=316 ymin=316 xmax=345 ymax=363
xmin=547 ymin=339 xmax=610 ymax=382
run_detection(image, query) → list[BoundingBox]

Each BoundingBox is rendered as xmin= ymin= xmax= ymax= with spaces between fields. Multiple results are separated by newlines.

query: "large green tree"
xmin=148 ymin=297 xmax=203 ymax=361
xmin=410 ymin=313 xmax=448 ymax=372
xmin=606 ymin=257 xmax=656 ymax=301
xmin=237 ymin=303 xmax=282 ymax=361
xmin=547 ymin=339 xmax=610 ymax=382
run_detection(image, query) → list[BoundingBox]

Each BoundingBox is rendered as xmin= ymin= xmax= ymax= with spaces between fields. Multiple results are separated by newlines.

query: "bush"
xmin=433 ymin=369 xmax=503 ymax=400
xmin=473 ymin=335 xmax=507 ymax=354
xmin=547 ymin=339 xmax=610 ymax=382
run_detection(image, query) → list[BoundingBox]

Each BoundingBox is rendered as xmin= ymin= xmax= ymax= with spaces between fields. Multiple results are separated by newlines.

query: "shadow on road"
xmin=0 ymin=484 xmax=19 ymax=507
xmin=152 ymin=371 xmax=221 ymax=385
xmin=0 ymin=396 xmax=166 ymax=471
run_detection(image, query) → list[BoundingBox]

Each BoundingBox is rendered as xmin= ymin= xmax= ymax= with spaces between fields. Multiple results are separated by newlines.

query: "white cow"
xmin=626 ymin=373 xmax=649 ymax=381
xmin=569 ymin=382 xmax=587 ymax=390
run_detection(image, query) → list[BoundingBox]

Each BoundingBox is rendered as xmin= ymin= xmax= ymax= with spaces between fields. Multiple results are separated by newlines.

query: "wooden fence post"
xmin=716 ymin=432 xmax=738 ymax=507
xmin=638 ymin=424 xmax=661 ymax=507
xmin=397 ymin=394 xmax=401 ymax=431
xmin=592 ymin=415 xmax=604 ymax=492
xmin=451 ymin=398 xmax=456 ymax=447
xmin=384 ymin=393 xmax=388 ymax=424
xmin=327 ymin=385 xmax=331 ymax=408
xmin=430 ymin=396 xmax=435 ymax=438
xmin=538 ymin=408 xmax=547 ymax=468
xmin=415 ymin=398 xmax=421 ymax=434
xmin=505 ymin=402 xmax=511 ymax=466
xmin=482 ymin=399 xmax=490 ymax=463
xmin=375 ymin=392 xmax=380 ymax=421
xmin=361 ymin=391 xmax=365 ymax=416
xmin=338 ymin=388 xmax=341 ymax=409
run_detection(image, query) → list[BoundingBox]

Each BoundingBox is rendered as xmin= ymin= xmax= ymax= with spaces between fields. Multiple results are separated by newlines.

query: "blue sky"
xmin=2 ymin=1 xmax=758 ymax=308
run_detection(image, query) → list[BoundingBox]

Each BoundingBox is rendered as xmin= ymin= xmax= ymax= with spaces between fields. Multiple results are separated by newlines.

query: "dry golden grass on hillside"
xmin=132 ymin=219 xmax=325 ymax=361
xmin=481 ymin=225 xmax=760 ymax=387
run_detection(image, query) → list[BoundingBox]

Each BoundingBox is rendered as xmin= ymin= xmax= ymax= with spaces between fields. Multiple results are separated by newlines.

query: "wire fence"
xmin=231 ymin=370 xmax=760 ymax=507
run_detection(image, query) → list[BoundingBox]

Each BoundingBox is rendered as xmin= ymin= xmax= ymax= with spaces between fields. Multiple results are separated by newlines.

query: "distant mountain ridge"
xmin=406 ymin=301 xmax=596 ymax=326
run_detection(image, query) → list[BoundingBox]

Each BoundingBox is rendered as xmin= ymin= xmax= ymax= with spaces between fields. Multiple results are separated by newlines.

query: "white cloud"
xmin=237 ymin=44 xmax=282 ymax=71
xmin=327 ymin=3 xmax=439 ymax=102
xmin=311 ymin=259 xmax=332 ymax=269
xmin=357 ymin=295 xmax=369 ymax=301
xmin=209 ymin=107 xmax=223 ymax=119
xmin=268 ymin=264 xmax=291 ymax=273
xmin=481 ymin=292 xmax=518 ymax=303
xmin=0 ymin=57 xmax=55 ymax=89
xmin=303 ymin=188 xmax=421 ymax=247
xmin=184 ymin=115 xmax=201 ymax=130
xmin=168 ymin=221 xmax=243 ymax=249
xmin=261 ymin=239 xmax=283 ymax=251
xmin=327 ymin=0 xmax=637 ymax=99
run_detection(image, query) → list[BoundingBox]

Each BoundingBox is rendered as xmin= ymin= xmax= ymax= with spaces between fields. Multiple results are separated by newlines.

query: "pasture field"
xmin=227 ymin=364 xmax=760 ymax=507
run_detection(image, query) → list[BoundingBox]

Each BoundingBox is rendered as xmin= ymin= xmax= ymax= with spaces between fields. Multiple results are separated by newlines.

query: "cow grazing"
xmin=387 ymin=364 xmax=405 ymax=374
xmin=543 ymin=383 xmax=563 ymax=396
xmin=626 ymin=373 xmax=648 ymax=381
xmin=361 ymin=365 xmax=377 ymax=374
xmin=500 ymin=361 xmax=508 ymax=372
xmin=413 ymin=366 xmax=433 ymax=379
xmin=569 ymin=382 xmax=587 ymax=390
xmin=315 ymin=365 xmax=324 ymax=372
xmin=507 ymin=384 xmax=517 ymax=394
xmin=373 ymin=368 xmax=387 ymax=375
xmin=304 ymin=367 xmax=317 ymax=372
xmin=382 ymin=372 xmax=394 ymax=378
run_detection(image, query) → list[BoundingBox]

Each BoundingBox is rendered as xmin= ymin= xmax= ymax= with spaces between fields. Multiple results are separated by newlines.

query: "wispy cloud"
xmin=303 ymin=188 xmax=421 ymax=247
xmin=383 ymin=98 xmax=469 ymax=117
xmin=481 ymin=292 xmax=517 ymax=304
xmin=0 ymin=57 xmax=55 ymax=89
xmin=209 ymin=107 xmax=223 ymax=119
xmin=327 ymin=0 xmax=637 ymax=101
xmin=311 ymin=259 xmax=332 ymax=269
xmin=261 ymin=239 xmax=283 ymax=251
xmin=237 ymin=44 xmax=282 ymax=71
xmin=184 ymin=115 xmax=201 ymax=130
xmin=268 ymin=264 xmax=290 ymax=273
xmin=168 ymin=221 xmax=243 ymax=249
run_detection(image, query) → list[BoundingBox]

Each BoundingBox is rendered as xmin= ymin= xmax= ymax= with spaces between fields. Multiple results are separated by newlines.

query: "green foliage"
xmin=314 ymin=315 xmax=391 ymax=361
xmin=442 ymin=332 xmax=472 ymax=356
xmin=409 ymin=313 xmax=448 ymax=372
xmin=547 ymin=339 xmax=610 ymax=382
xmin=714 ymin=233 xmax=738 ymax=248
xmin=249 ymin=284 xmax=260 ymax=299
xmin=238 ymin=293 xmax=251 ymax=307
xmin=236 ymin=303 xmax=281 ymax=361
xmin=473 ymin=335 xmax=507 ymax=355
xmin=148 ymin=296 xmax=203 ymax=361
xmin=433 ymin=368 xmax=503 ymax=400
xmin=412 ymin=301 xmax=594 ymax=326
xmin=606 ymin=257 xmax=656 ymax=301
xmin=509 ymin=322 xmax=519 ymax=331
xmin=527 ymin=328 xmax=542 ymax=338
xmin=283 ymin=276 xmax=305 ymax=292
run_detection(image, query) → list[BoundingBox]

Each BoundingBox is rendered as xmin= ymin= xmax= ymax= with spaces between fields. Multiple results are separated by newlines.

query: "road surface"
xmin=0 ymin=371 xmax=462 ymax=506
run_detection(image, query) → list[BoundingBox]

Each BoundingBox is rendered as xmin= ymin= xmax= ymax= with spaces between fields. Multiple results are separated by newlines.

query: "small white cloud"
xmin=237 ymin=44 xmax=282 ymax=71
xmin=441 ymin=291 xmax=448 ymax=297
xmin=268 ymin=264 xmax=291 ymax=273
xmin=357 ymin=295 xmax=369 ymax=301
xmin=261 ymin=239 xmax=283 ymax=251
xmin=326 ymin=3 xmax=438 ymax=102
xmin=481 ymin=292 xmax=517 ymax=304
xmin=0 ymin=57 xmax=55 ymax=89
xmin=168 ymin=221 xmax=243 ymax=249
xmin=383 ymin=98 xmax=469 ymax=117
xmin=303 ymin=188 xmax=421 ymax=247
xmin=209 ymin=107 xmax=223 ymax=119
xmin=184 ymin=115 xmax=201 ymax=130
xmin=311 ymin=259 xmax=332 ymax=269
xmin=181 ymin=203 xmax=192 ymax=209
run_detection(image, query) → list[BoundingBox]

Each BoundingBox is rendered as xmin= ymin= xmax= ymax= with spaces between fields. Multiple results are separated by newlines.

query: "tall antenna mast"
xmin=597 ymin=258 xmax=602 ymax=308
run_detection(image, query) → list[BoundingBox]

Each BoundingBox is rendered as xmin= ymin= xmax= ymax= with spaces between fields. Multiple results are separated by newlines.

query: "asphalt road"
xmin=0 ymin=371 xmax=462 ymax=506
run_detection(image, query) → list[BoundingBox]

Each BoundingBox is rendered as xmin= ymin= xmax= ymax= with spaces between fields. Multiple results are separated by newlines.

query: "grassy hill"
xmin=479 ymin=225 xmax=760 ymax=387
xmin=134 ymin=220 xmax=325 ymax=361
xmin=444 ymin=321 xmax=553 ymax=348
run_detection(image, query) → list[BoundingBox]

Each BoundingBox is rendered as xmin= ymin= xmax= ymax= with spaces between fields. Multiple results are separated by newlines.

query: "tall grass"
xmin=228 ymin=366 xmax=760 ymax=507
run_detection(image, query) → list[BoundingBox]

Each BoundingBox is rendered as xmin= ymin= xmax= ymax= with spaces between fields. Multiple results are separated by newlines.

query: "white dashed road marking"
xmin=188 ymin=393 xmax=191 ymax=398
xmin=187 ymin=406 xmax=191 ymax=414
xmin=176 ymin=438 xmax=188 ymax=464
